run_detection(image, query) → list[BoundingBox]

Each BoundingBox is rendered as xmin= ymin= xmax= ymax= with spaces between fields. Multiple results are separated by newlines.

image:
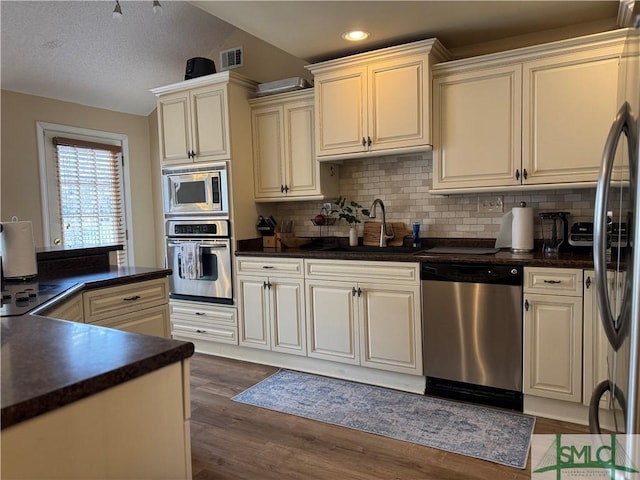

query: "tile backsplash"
xmin=257 ymin=153 xmax=599 ymax=241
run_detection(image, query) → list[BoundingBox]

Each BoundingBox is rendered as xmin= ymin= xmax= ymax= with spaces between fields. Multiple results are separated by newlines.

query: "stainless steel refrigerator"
xmin=591 ymin=17 xmax=640 ymax=436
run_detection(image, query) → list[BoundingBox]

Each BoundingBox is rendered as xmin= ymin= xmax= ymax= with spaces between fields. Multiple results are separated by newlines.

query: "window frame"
xmin=36 ymin=121 xmax=135 ymax=265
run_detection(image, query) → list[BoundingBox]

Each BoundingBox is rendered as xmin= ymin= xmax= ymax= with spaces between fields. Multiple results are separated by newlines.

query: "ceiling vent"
xmin=220 ymin=46 xmax=243 ymax=71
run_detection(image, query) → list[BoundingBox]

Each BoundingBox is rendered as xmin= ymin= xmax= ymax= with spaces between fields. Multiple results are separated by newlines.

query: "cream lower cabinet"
xmin=305 ymin=260 xmax=422 ymax=375
xmin=170 ymin=300 xmax=238 ymax=345
xmin=583 ymin=270 xmax=628 ymax=409
xmin=2 ymin=361 xmax=191 ymax=480
xmin=40 ymin=293 xmax=84 ymax=322
xmin=237 ymin=257 xmax=306 ymax=356
xmin=83 ymin=277 xmax=170 ymax=338
xmin=523 ymin=267 xmax=583 ymax=403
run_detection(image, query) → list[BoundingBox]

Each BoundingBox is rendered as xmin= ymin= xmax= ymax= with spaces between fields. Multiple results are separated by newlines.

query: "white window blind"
xmin=53 ymin=136 xmax=127 ymax=265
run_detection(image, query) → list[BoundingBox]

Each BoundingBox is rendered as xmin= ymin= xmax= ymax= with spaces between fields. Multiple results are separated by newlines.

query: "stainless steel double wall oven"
xmin=163 ymin=163 xmax=233 ymax=304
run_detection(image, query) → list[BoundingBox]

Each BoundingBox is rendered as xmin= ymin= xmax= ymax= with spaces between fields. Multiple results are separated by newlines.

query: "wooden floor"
xmin=190 ymin=353 xmax=588 ymax=480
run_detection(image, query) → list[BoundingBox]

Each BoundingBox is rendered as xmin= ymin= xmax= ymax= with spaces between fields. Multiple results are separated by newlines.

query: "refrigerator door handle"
xmin=593 ymin=101 xmax=637 ymax=351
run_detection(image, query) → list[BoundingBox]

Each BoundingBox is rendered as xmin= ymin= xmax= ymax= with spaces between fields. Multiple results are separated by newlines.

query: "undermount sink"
xmin=318 ymin=245 xmax=425 ymax=254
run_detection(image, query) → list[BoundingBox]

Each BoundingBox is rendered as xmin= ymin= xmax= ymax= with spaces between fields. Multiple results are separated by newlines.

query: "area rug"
xmin=232 ymin=370 xmax=535 ymax=469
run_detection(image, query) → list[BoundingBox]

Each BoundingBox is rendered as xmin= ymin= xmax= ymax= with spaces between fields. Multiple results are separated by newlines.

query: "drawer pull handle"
xmin=123 ymin=295 xmax=141 ymax=301
xmin=543 ymin=280 xmax=561 ymax=284
xmin=195 ymin=312 xmax=206 ymax=316
xmin=196 ymin=329 xmax=207 ymax=334
xmin=262 ymin=266 xmax=274 ymax=269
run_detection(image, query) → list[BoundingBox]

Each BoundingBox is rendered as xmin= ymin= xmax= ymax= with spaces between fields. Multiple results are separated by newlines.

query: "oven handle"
xmin=167 ymin=241 xmax=229 ymax=249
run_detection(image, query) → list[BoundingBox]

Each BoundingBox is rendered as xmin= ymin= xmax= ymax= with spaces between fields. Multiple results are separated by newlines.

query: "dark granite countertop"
xmin=1 ymin=266 xmax=194 ymax=430
xmin=236 ymin=237 xmax=620 ymax=270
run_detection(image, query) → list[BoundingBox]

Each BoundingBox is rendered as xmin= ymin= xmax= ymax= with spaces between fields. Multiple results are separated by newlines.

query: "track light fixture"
xmin=112 ymin=0 xmax=122 ymax=20
xmin=111 ymin=1 xmax=163 ymax=20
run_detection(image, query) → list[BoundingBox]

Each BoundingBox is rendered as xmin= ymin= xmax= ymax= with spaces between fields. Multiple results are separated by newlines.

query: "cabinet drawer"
xmin=83 ymin=278 xmax=169 ymax=322
xmin=170 ymin=301 xmax=237 ymax=326
xmin=236 ymin=257 xmax=304 ymax=278
xmin=172 ymin=319 xmax=238 ymax=345
xmin=305 ymin=259 xmax=418 ymax=284
xmin=524 ymin=267 xmax=582 ymax=296
xmin=91 ymin=304 xmax=170 ymax=338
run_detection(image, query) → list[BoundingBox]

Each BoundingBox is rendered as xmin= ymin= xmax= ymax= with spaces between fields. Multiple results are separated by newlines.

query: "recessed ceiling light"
xmin=342 ymin=31 xmax=370 ymax=42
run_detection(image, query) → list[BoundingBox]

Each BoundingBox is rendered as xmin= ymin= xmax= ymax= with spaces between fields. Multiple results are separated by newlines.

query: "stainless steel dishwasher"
xmin=421 ymin=263 xmax=523 ymax=410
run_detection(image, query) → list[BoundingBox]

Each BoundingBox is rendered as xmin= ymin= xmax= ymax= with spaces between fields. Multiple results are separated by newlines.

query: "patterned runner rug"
xmin=232 ymin=369 xmax=535 ymax=469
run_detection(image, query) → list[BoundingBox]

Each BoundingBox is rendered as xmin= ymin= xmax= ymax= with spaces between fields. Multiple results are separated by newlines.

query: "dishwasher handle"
xmin=421 ymin=263 xmax=522 ymax=286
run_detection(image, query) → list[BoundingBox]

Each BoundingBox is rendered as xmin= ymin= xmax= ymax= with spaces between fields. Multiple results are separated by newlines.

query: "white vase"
xmin=349 ymin=225 xmax=358 ymax=246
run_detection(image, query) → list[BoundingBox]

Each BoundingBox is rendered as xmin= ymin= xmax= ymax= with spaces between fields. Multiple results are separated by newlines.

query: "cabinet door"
xmin=359 ymin=283 xmax=422 ymax=375
xmin=523 ymin=293 xmax=583 ymax=402
xmin=306 ymin=280 xmax=359 ymax=364
xmin=284 ymin=99 xmax=319 ymax=197
xmin=270 ymin=278 xmax=306 ymax=356
xmin=368 ymin=53 xmax=430 ymax=152
xmin=190 ymin=85 xmax=230 ymax=162
xmin=314 ymin=66 xmax=367 ymax=157
xmin=238 ymin=276 xmax=270 ymax=350
xmin=158 ymin=91 xmax=191 ymax=165
xmin=432 ymin=65 xmax=522 ymax=190
xmin=583 ymin=270 xmax=628 ymax=408
xmin=522 ymin=48 xmax=621 ymax=184
xmin=252 ymin=105 xmax=286 ymax=198
xmin=93 ymin=304 xmax=170 ymax=338
xmin=43 ymin=294 xmax=84 ymax=322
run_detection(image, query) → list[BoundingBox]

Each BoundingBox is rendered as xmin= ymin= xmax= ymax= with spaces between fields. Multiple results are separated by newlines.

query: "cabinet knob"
xmin=280 ymin=185 xmax=285 ymax=193
xmin=524 ymin=299 xmax=529 ymax=311
xmin=586 ymin=276 xmax=591 ymax=289
xmin=361 ymin=137 xmax=366 ymax=147
xmin=284 ymin=185 xmax=289 ymax=193
xmin=357 ymin=287 xmax=363 ymax=297
xmin=263 ymin=281 xmax=268 ymax=289
xmin=522 ymin=168 xmax=528 ymax=180
xmin=367 ymin=136 xmax=372 ymax=147
xmin=515 ymin=169 xmax=520 ymax=181
xmin=352 ymin=287 xmax=357 ymax=297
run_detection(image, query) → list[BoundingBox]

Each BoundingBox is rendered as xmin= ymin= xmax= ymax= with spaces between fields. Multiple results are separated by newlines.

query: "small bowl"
xmin=310 ymin=217 xmax=337 ymax=226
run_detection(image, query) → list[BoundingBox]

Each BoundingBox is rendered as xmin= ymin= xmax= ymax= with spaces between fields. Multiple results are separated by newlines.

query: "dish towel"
xmin=180 ymin=242 xmax=200 ymax=280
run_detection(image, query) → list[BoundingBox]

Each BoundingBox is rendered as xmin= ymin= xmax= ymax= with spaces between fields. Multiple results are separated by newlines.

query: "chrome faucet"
xmin=369 ymin=199 xmax=394 ymax=247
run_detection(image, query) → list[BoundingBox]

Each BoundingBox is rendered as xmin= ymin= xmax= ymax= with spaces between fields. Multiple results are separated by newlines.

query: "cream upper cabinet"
xmin=250 ymin=90 xmax=339 ymax=202
xmin=522 ymin=49 xmax=621 ymax=184
xmin=523 ymin=267 xmax=583 ymax=403
xmin=431 ymin=30 xmax=627 ymax=193
xmin=307 ymin=39 xmax=448 ymax=161
xmin=157 ymin=84 xmax=230 ymax=165
xmin=432 ymin=65 xmax=522 ymax=189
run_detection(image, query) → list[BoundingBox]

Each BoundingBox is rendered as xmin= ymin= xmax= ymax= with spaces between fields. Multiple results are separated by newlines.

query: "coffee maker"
xmin=539 ymin=212 xmax=570 ymax=255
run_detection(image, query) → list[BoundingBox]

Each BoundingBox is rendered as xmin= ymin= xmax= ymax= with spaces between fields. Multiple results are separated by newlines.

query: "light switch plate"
xmin=478 ymin=196 xmax=504 ymax=213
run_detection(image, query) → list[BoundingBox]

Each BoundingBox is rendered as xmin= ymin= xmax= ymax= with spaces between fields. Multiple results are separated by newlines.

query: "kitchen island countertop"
xmin=1 ymin=266 xmax=194 ymax=429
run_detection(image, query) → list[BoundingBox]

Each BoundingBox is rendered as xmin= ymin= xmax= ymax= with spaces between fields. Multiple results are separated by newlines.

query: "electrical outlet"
xmin=478 ymin=196 xmax=504 ymax=213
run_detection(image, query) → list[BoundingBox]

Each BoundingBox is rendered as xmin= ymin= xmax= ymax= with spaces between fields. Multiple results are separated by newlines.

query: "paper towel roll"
xmin=0 ymin=220 xmax=38 ymax=279
xmin=511 ymin=207 xmax=534 ymax=252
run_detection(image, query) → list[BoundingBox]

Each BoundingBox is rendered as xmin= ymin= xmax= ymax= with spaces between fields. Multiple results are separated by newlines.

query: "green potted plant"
xmin=331 ymin=196 xmax=370 ymax=246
